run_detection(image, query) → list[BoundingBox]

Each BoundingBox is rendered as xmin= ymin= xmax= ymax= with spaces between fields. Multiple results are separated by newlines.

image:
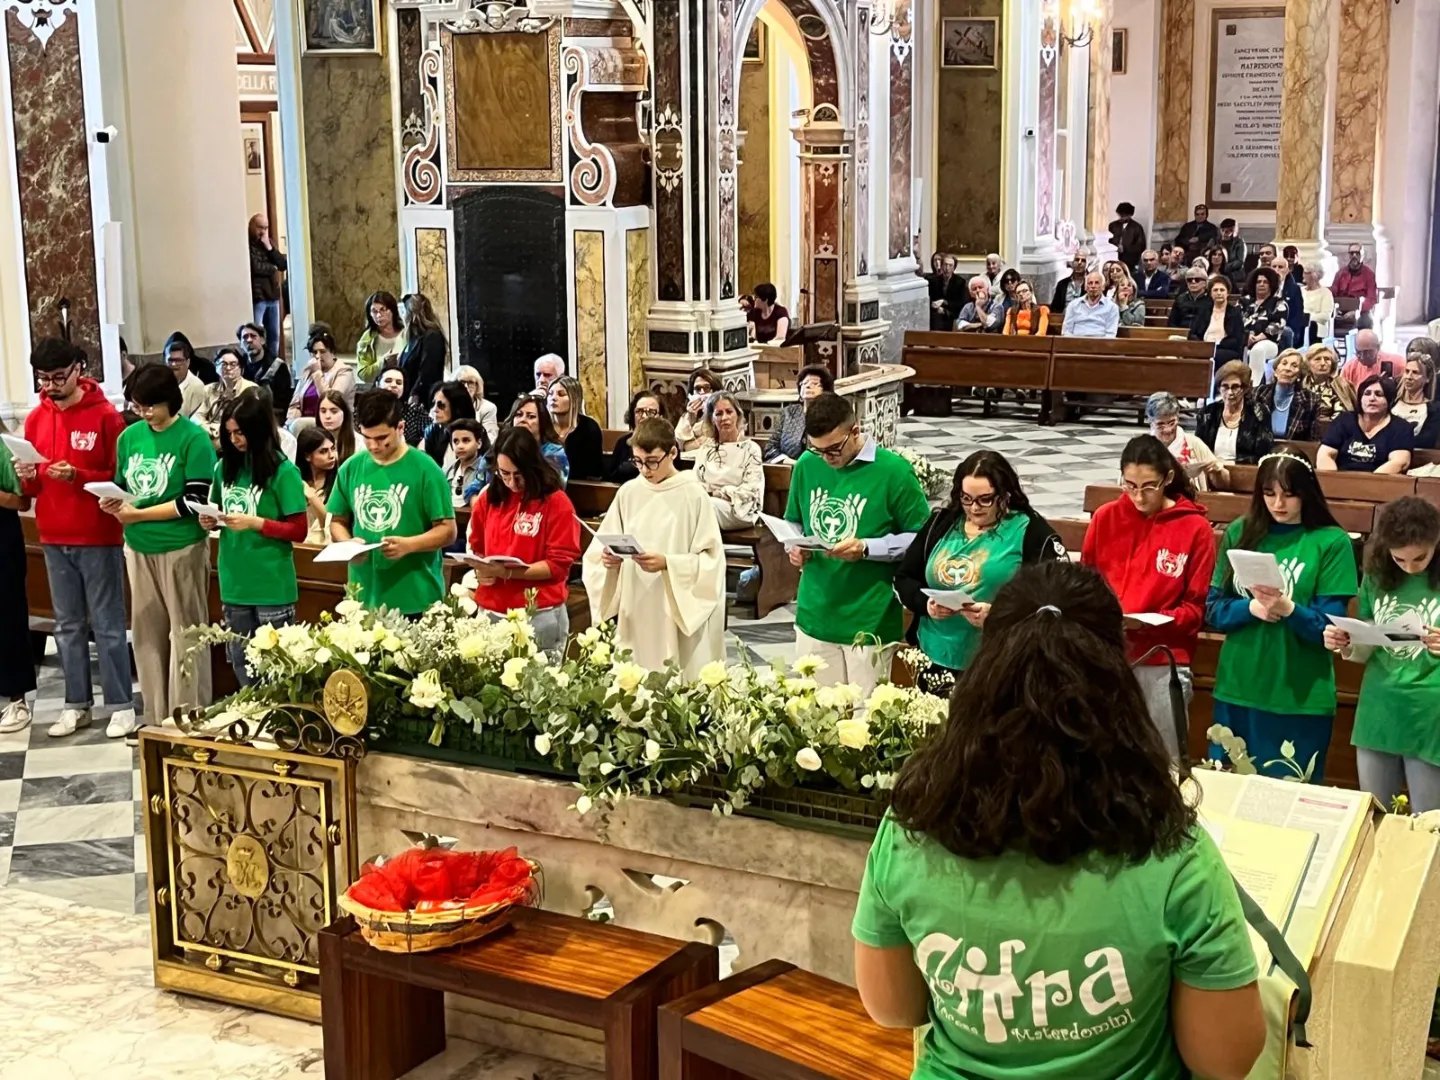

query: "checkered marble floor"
xmin=9 ymin=411 xmax=1139 ymax=917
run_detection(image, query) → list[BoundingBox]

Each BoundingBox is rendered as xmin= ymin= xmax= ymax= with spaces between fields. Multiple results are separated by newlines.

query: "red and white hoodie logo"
xmin=70 ymin=430 xmax=97 ymax=452
xmin=514 ymin=510 xmax=542 ymax=537
xmin=1155 ymin=548 xmax=1188 ymax=579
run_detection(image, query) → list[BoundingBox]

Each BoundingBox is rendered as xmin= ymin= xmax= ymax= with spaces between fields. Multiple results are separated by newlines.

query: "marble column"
xmin=1151 ymin=0 xmax=1194 ymax=229
xmin=1327 ymin=0 xmax=1390 ymax=259
xmin=1274 ymin=0 xmax=1333 ymax=264
xmin=1084 ymin=0 xmax=1113 ymax=249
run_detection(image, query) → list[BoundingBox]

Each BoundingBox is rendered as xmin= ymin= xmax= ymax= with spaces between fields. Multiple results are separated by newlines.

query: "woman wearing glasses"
xmin=894 ymin=451 xmax=1064 ymax=694
xmin=1081 ymin=435 xmax=1217 ymax=755
xmin=465 ymin=427 xmax=581 ymax=656
xmin=582 ymin=417 xmax=726 ymax=676
xmin=609 ymin=391 xmax=665 ymax=482
xmin=1194 ymin=360 xmax=1273 ymax=465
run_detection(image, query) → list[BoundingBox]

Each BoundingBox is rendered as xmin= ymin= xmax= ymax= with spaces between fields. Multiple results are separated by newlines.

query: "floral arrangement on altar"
xmin=189 ymin=591 xmax=947 ymax=816
xmin=894 ymin=445 xmax=951 ymax=500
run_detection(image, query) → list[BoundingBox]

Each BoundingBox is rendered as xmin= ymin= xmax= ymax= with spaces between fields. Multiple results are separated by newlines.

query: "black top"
xmin=1322 ymin=412 xmax=1415 ymax=472
xmin=245 ymin=350 xmax=293 ymax=420
xmin=249 ymin=239 xmax=288 ymax=302
xmin=1188 ymin=303 xmax=1247 ymax=358
xmin=1175 ymin=219 xmax=1219 ymax=262
xmin=1168 ymin=290 xmax=1208 ymax=328
xmin=1194 ymin=399 xmax=1274 ymax=464
xmin=1049 ymin=276 xmax=1086 ymax=318
xmin=894 ymin=508 xmax=1065 ymax=644
xmin=924 ymin=274 xmax=967 ymax=331
xmin=399 ymin=329 xmax=447 ymax=403
xmin=748 ymin=304 xmax=792 ymax=343
xmin=1109 ymin=218 xmax=1147 ymax=268
xmin=561 ymin=414 xmax=605 ymax=480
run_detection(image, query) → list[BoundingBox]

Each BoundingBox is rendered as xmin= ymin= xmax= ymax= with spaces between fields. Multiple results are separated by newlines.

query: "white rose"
xmin=644 ymin=739 xmax=661 ymax=763
xmin=314 ymin=647 xmax=333 ymax=665
xmin=836 ymin=715 xmax=871 ymax=750
xmin=610 ymin=662 xmax=646 ymax=694
xmin=792 ymin=654 xmax=827 ymax=677
xmin=698 ymin=661 xmax=728 ymax=688
xmin=407 ymin=669 xmax=445 ymax=710
xmin=450 ymin=582 xmax=469 ymax=598
xmin=457 ymin=634 xmax=488 ymax=660
xmin=335 ymin=599 xmax=363 ymax=619
xmin=500 ymin=656 xmax=529 ymax=690
xmin=575 ymin=795 xmax=593 ymax=816
xmin=252 ymin=624 xmax=280 ymax=651
xmin=553 ymin=671 xmax=571 ymax=688
xmin=591 ymin=642 xmax=612 ymax=665
xmin=866 ymin=683 xmax=907 ymax=713
xmin=795 ymin=747 xmax=822 ymax=771
xmin=816 ymin=685 xmax=858 ymax=711
xmin=578 ymin=626 xmax=600 ymax=647
xmin=534 ymin=732 xmax=553 ymax=756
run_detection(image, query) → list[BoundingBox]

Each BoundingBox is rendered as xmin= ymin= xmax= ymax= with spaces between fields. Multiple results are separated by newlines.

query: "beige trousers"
xmin=125 ymin=542 xmax=213 ymax=723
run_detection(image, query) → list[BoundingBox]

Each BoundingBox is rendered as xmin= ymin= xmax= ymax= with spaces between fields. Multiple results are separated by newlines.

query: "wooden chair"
xmin=659 ymin=959 xmax=915 ymax=1080
xmin=320 ymin=908 xmax=717 ymax=1080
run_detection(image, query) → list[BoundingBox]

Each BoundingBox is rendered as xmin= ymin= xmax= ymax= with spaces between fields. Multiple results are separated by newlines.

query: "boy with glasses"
xmin=581 ymin=417 xmax=726 ymax=677
xmin=16 ymin=338 xmax=134 ymax=737
xmin=784 ymin=393 xmax=931 ymax=694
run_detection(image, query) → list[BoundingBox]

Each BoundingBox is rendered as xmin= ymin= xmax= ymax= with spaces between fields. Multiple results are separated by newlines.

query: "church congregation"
xmin=6 ymin=0 xmax=1440 ymax=1076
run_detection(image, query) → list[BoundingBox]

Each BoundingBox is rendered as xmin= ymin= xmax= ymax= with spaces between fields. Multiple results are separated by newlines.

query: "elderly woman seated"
xmin=693 ymin=390 xmax=765 ymax=529
xmin=1302 ymin=345 xmax=1355 ymax=422
xmin=1146 ymin=392 xmax=1228 ymax=491
xmin=956 ymin=276 xmax=1004 ymax=332
xmin=1195 ymin=360 xmax=1273 ymax=465
xmin=1253 ymin=348 xmax=1321 ymax=441
xmin=1318 ymin=374 xmax=1414 ymax=473
xmin=764 ymin=364 xmax=833 ymax=464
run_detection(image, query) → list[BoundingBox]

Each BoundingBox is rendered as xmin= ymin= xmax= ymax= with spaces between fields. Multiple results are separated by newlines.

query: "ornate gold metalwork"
xmin=225 ymin=835 xmax=271 ymax=899
xmin=323 ymin=670 xmax=368 ymax=736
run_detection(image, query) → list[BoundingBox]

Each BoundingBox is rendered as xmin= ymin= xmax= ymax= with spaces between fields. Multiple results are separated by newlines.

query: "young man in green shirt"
xmin=784 ymin=392 xmax=931 ymax=694
xmin=327 ymin=390 xmax=456 ymax=616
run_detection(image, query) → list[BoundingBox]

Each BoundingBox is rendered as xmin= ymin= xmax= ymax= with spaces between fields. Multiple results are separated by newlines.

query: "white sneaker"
xmin=47 ymin=708 xmax=90 ymax=738
xmin=0 ymin=700 xmax=31 ymax=734
xmin=105 ymin=708 xmax=139 ymax=739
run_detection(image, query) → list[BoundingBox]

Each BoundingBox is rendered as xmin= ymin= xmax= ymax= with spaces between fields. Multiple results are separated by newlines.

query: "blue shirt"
xmin=1270 ymin=383 xmax=1294 ymax=436
xmin=1061 ymin=295 xmax=1120 ymax=338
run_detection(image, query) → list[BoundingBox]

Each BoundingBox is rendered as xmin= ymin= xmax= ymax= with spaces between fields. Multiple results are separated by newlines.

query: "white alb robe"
xmin=581 ymin=470 xmax=726 ymax=677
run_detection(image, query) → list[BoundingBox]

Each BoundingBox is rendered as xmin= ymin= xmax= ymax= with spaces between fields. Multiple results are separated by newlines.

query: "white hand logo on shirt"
xmin=222 ymin=484 xmax=261 ymax=517
xmin=354 ymin=483 xmax=409 ymax=533
xmin=808 ymin=490 xmax=867 ymax=545
xmin=124 ymin=452 xmax=176 ymax=500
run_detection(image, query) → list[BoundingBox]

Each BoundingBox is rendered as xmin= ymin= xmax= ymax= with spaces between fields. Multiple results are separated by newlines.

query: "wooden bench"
xmin=1144 ymin=298 xmax=1175 ymax=327
xmin=1225 ymin=465 xmax=1417 ymax=503
xmin=1082 ymin=485 xmax=1376 ymax=536
xmin=1278 ymin=440 xmax=1440 ymax=471
xmin=900 ymin=331 xmax=1052 ymax=418
xmin=320 ymin=908 xmax=717 ymax=1080
xmin=1118 ymin=325 xmax=1188 ymax=342
xmin=659 ymin=959 xmax=914 ymax=1080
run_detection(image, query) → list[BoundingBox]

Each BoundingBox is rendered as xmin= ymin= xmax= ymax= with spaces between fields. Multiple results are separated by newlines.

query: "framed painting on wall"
xmin=301 ymin=0 xmax=381 ymax=55
xmin=743 ymin=21 xmax=766 ymax=64
xmin=941 ymin=17 xmax=998 ymax=70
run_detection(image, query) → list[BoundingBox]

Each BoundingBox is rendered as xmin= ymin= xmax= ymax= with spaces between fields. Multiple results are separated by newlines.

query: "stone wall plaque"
xmin=1206 ymin=7 xmax=1284 ymax=209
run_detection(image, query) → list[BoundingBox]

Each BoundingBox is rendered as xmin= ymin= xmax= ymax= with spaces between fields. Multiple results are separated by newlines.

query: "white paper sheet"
xmin=450 ymin=552 xmax=527 ymax=568
xmin=183 ymin=499 xmax=226 ymax=520
xmin=922 ymin=588 xmax=977 ymax=610
xmin=1326 ymin=613 xmax=1423 ymax=648
xmin=82 ymin=481 xmax=137 ymax=504
xmin=1227 ymin=549 xmax=1285 ymax=591
xmin=1124 ymin=612 xmax=1176 ymax=626
xmin=1 ymin=433 xmax=46 ymax=464
xmin=759 ymin=512 xmax=828 ymax=550
xmin=595 ymin=534 xmax=646 ymax=557
xmin=313 ymin=540 xmax=381 ymax=563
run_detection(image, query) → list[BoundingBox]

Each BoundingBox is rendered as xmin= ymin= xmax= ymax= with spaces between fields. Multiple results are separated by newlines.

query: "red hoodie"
xmin=467 ymin=487 xmax=581 ymax=613
xmin=1081 ymin=494 xmax=1216 ymax=666
xmin=21 ymin=378 xmax=126 ymax=546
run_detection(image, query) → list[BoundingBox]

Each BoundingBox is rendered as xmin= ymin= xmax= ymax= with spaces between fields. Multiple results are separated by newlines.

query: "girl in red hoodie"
xmin=1082 ymin=434 xmax=1217 ymax=756
xmin=466 ymin=426 xmax=581 ymax=656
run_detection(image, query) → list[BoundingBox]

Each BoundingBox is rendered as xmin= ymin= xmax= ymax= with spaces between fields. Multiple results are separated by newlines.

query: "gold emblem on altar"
xmin=324 ymin=670 xmax=368 ymax=736
xmin=225 ymin=834 xmax=270 ymax=899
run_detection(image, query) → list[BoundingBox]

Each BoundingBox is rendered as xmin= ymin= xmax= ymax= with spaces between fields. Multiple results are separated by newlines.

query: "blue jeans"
xmin=253 ymin=300 xmax=281 ymax=357
xmin=484 ymin=604 xmax=569 ymax=657
xmin=42 ymin=545 xmax=133 ymax=710
xmin=223 ymin=603 xmax=295 ymax=687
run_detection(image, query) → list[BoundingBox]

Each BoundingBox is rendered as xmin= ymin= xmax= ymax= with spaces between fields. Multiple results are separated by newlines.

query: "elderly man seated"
xmin=1341 ymin=329 xmax=1402 ymax=388
xmin=956 ymin=275 xmax=1004 ymax=332
xmin=1137 ymin=250 xmax=1171 ymax=299
xmin=1168 ymin=268 xmax=1211 ymax=328
xmin=1060 ymin=272 xmax=1120 ymax=338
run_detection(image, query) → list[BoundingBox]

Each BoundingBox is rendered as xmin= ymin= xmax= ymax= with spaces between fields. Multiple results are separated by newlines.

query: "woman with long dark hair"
xmin=397 ymin=292 xmax=448 ymax=444
xmin=1317 ymin=373 xmax=1413 ymax=473
xmin=423 ymin=380 xmax=476 ymax=465
xmin=1207 ymin=450 xmax=1358 ymax=778
xmin=356 ymin=290 xmax=405 ymax=385
xmin=895 ymin=451 xmax=1063 ymax=692
xmin=1082 ymin=435 xmax=1216 ymax=755
xmin=1324 ymin=498 xmax=1440 ymax=811
xmin=854 ymin=561 xmax=1264 ymax=1080
xmin=506 ymin=393 xmax=569 ymax=485
xmin=316 ymin=388 xmax=356 ymax=466
xmin=609 ymin=390 xmax=665 ymax=483
xmin=296 ymin=426 xmax=337 ymax=545
xmin=200 ymin=393 xmax=307 ymax=685
xmin=466 ymin=427 xmax=581 ymax=655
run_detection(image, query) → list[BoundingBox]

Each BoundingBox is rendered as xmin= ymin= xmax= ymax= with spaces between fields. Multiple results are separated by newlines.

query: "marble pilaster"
xmin=887 ymin=0 xmax=913 ymax=261
xmin=1035 ymin=13 xmax=1058 ymax=239
xmin=572 ymin=229 xmax=608 ymax=425
xmin=1328 ymin=0 xmax=1389 ymax=228
xmin=1274 ymin=0 xmax=1333 ymax=250
xmin=1084 ymin=0 xmax=1113 ymax=244
xmin=1152 ymin=0 xmax=1194 ymax=226
xmin=414 ymin=227 xmax=450 ymax=346
xmin=625 ymin=228 xmax=649 ymax=393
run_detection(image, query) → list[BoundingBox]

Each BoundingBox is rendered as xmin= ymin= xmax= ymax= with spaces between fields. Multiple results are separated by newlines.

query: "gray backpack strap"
xmin=1232 ymin=878 xmax=1312 ymax=1048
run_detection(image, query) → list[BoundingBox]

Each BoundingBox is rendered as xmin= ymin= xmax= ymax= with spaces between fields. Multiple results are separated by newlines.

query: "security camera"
xmin=95 ymin=125 xmax=118 ymax=144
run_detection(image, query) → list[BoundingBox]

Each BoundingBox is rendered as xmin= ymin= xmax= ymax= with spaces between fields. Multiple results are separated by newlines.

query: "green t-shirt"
xmin=210 ymin=458 xmax=306 ymax=607
xmin=1351 ymin=572 xmax=1440 ymax=765
xmin=918 ymin=512 xmax=1026 ymax=672
xmin=327 ymin=447 xmax=453 ymax=614
xmin=785 ymin=443 xmax=932 ymax=644
xmin=1211 ymin=521 xmax=1357 ymax=716
xmin=853 ymin=814 xmax=1257 ymax=1080
xmin=0 ymin=440 xmax=18 ymax=498
xmin=116 ymin=417 xmax=216 ymax=554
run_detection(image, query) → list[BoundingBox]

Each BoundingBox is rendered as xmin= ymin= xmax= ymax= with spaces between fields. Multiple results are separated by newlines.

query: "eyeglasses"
xmin=632 ymin=406 xmax=660 ymax=420
xmin=959 ymin=493 xmax=998 ymax=509
xmin=1218 ymin=382 xmax=1246 ymax=393
xmin=34 ymin=365 xmax=76 ymax=387
xmin=631 ymin=455 xmax=668 ymax=472
xmin=807 ymin=430 xmax=855 ymax=461
xmin=496 ymin=467 xmax=522 ymax=482
xmin=1121 ymin=481 xmax=1163 ymax=495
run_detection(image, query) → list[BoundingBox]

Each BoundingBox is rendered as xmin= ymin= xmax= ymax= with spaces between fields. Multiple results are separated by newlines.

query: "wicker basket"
xmin=338 ymin=858 xmax=542 ymax=954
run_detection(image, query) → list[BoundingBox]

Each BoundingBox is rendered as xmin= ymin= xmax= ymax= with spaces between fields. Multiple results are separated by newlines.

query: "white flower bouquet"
xmin=893 ymin=445 xmax=951 ymax=501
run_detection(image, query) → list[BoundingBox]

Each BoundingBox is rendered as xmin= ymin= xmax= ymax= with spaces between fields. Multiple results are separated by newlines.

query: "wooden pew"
xmin=1049 ymin=337 xmax=1215 ymax=419
xmin=900 ymin=331 xmax=1052 ymax=417
xmin=1225 ymin=465 xmax=1417 ymax=503
xmin=1119 ymin=325 xmax=1188 ymax=342
xmin=1144 ymin=298 xmax=1175 ymax=327
xmin=1279 ymin=440 xmax=1440 ymax=471
xmin=1083 ymin=484 xmax=1376 ymax=536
